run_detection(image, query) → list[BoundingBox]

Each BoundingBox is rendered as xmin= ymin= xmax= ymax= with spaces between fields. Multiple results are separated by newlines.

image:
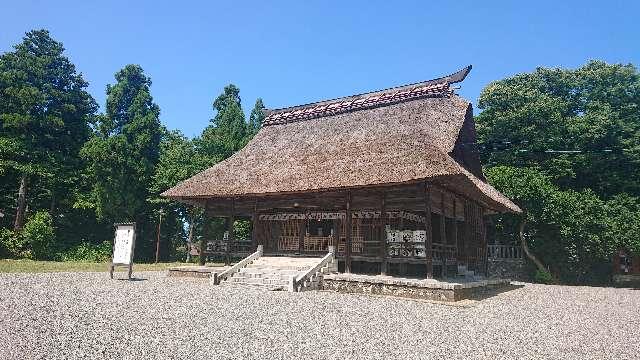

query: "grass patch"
xmin=0 ymin=259 xmax=222 ymax=273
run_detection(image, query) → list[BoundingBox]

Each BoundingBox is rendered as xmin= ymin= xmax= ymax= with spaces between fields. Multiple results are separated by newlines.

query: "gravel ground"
xmin=0 ymin=271 xmax=638 ymax=360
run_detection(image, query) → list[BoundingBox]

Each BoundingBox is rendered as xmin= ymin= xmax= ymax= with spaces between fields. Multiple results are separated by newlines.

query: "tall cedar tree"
xmin=81 ymin=65 xmax=161 ymax=257
xmin=0 ymin=30 xmax=97 ymax=230
xmin=197 ymin=84 xmax=247 ymax=161
xmin=248 ymin=98 xmax=265 ymax=138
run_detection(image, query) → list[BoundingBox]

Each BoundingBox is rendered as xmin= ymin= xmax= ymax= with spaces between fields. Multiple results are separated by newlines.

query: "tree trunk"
xmin=13 ymin=175 xmax=27 ymax=231
xmin=519 ymin=218 xmax=547 ymax=273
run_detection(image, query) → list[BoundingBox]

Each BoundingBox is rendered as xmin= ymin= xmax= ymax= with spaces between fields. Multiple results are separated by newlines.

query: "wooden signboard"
xmin=109 ymin=223 xmax=136 ymax=279
xmin=387 ymin=229 xmax=427 ymax=258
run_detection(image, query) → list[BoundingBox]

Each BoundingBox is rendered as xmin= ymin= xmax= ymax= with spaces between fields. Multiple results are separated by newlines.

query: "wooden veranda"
xmin=199 ymin=181 xmax=488 ymax=278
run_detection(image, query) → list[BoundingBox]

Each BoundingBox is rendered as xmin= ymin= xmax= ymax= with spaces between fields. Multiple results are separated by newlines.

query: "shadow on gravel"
xmin=115 ymin=277 xmax=148 ymax=282
xmin=471 ymin=283 xmax=525 ymax=301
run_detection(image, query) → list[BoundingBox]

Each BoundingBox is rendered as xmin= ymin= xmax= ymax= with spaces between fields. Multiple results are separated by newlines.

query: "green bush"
xmin=534 ymin=269 xmax=554 ymax=284
xmin=22 ymin=211 xmax=56 ymax=260
xmin=0 ymin=228 xmax=29 ymax=258
xmin=56 ymin=241 xmax=112 ymax=262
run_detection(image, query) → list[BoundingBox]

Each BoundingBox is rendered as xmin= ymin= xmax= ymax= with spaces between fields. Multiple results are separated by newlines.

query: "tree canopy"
xmin=477 ymin=61 xmax=640 ymax=198
xmin=478 ymin=61 xmax=640 ymax=283
xmin=80 ymin=65 xmax=161 ymax=222
xmin=0 ymin=30 xmax=97 ymax=230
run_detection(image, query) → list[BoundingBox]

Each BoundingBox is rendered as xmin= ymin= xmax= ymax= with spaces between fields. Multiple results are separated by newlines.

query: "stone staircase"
xmin=223 ymin=256 xmax=321 ymax=290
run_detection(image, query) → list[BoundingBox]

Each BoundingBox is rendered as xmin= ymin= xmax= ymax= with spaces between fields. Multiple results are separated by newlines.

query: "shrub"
xmin=22 ymin=211 xmax=56 ymax=260
xmin=0 ymin=228 xmax=29 ymax=258
xmin=534 ymin=269 xmax=554 ymax=284
xmin=56 ymin=241 xmax=112 ymax=262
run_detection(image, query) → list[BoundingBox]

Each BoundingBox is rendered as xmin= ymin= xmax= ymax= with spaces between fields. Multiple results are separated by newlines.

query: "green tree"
xmin=477 ymin=61 xmax=640 ymax=198
xmin=486 ymin=166 xmax=626 ymax=283
xmin=150 ymin=129 xmax=213 ymax=260
xmin=247 ymin=98 xmax=265 ymax=138
xmin=80 ymin=65 xmax=161 ymax=259
xmin=0 ymin=30 xmax=97 ymax=231
xmin=198 ymin=84 xmax=247 ymax=160
xmin=478 ymin=61 xmax=640 ymax=283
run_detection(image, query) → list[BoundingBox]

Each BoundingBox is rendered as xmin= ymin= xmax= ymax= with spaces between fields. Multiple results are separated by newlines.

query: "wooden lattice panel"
xmin=278 ymin=220 xmax=302 ymax=251
xmin=303 ymin=236 xmax=333 ymax=252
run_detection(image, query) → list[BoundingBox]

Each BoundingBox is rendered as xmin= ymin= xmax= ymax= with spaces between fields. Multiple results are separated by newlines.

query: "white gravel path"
xmin=0 ymin=271 xmax=638 ymax=359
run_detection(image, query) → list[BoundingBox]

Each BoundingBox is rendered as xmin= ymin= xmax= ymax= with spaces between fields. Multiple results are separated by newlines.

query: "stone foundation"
xmin=613 ymin=274 xmax=640 ymax=287
xmin=487 ymin=259 xmax=530 ymax=281
xmin=322 ymin=274 xmax=514 ymax=302
xmin=167 ymin=266 xmax=226 ymax=279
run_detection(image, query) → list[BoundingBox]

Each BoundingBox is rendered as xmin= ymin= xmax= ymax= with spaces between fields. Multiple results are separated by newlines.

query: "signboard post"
xmin=109 ymin=223 xmax=136 ymax=280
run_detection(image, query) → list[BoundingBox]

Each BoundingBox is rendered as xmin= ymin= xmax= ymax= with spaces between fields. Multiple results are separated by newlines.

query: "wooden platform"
xmin=167 ymin=265 xmax=228 ymax=279
xmin=322 ymin=273 xmax=516 ymax=302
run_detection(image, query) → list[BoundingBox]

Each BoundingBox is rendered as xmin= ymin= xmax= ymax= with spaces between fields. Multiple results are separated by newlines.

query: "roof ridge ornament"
xmin=262 ymin=65 xmax=472 ymax=126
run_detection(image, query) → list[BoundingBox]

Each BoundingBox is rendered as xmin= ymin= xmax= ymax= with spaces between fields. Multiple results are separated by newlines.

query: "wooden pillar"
xmin=251 ymin=199 xmax=259 ymax=251
xmin=380 ymin=192 xmax=388 ymax=276
xmin=345 ymin=191 xmax=352 ymax=273
xmin=199 ymin=200 xmax=209 ymax=266
xmin=453 ymin=196 xmax=459 ymax=270
xmin=480 ymin=206 xmax=487 ymax=276
xmin=423 ymin=183 xmax=433 ymax=278
xmin=440 ymin=190 xmax=447 ymax=278
xmin=298 ymin=217 xmax=306 ymax=254
xmin=226 ymin=198 xmax=235 ymax=266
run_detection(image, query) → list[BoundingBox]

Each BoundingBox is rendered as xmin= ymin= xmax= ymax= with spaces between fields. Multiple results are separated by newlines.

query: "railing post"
xmin=288 ymin=274 xmax=296 ymax=293
xmin=328 ymin=245 xmax=337 ymax=273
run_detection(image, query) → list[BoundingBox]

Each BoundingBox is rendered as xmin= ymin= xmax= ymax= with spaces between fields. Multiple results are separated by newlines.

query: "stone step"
xmin=246 ymin=264 xmax=311 ymax=271
xmin=227 ymin=276 xmax=290 ymax=286
xmin=253 ymin=258 xmax=318 ymax=265
xmin=239 ymin=267 xmax=300 ymax=276
xmin=232 ymin=272 xmax=297 ymax=281
xmin=222 ymin=281 xmax=286 ymax=290
xmin=250 ymin=262 xmax=316 ymax=269
xmin=219 ymin=255 xmax=328 ymax=291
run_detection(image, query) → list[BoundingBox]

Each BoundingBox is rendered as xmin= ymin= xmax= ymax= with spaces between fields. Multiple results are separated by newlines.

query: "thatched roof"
xmin=163 ymin=66 xmax=520 ymax=213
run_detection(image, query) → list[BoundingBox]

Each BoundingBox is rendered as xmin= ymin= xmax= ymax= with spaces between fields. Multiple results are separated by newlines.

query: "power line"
xmin=457 ymin=140 xmax=634 ymax=155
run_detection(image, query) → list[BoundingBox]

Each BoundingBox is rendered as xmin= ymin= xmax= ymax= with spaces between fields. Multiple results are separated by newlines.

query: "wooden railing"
xmin=432 ymin=243 xmax=457 ymax=261
xmin=191 ymin=239 xmax=253 ymax=256
xmin=487 ymin=245 xmax=523 ymax=260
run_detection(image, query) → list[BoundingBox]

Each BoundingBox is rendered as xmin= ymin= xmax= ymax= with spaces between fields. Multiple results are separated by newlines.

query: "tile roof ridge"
xmin=263 ymin=66 xmax=471 ymax=126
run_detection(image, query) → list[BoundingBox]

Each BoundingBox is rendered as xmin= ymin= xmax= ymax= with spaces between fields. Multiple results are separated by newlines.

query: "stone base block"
xmin=322 ymin=274 xmax=515 ymax=302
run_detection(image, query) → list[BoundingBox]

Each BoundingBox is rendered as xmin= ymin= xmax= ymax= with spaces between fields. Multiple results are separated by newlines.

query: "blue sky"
xmin=2 ymin=1 xmax=639 ymax=137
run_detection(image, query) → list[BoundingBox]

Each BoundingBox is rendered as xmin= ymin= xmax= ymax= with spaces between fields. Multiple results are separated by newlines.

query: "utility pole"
xmin=155 ymin=210 xmax=164 ymax=264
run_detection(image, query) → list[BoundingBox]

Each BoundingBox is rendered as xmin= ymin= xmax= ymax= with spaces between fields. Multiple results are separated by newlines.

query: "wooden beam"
xmin=345 ymin=191 xmax=352 ymax=273
xmin=440 ymin=190 xmax=447 ymax=278
xmin=251 ymin=199 xmax=259 ymax=251
xmin=380 ymin=191 xmax=388 ymax=276
xmin=424 ymin=182 xmax=433 ymax=278
xmin=452 ymin=195 xmax=459 ymax=271
xmin=199 ymin=200 xmax=210 ymax=266
xmin=226 ymin=198 xmax=235 ymax=266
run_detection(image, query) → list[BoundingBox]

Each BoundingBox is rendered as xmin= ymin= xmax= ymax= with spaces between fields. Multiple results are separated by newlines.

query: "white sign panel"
xmin=113 ymin=224 xmax=135 ymax=264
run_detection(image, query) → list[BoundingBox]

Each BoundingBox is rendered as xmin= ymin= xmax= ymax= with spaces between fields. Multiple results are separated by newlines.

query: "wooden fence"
xmin=487 ymin=245 xmax=523 ymax=260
